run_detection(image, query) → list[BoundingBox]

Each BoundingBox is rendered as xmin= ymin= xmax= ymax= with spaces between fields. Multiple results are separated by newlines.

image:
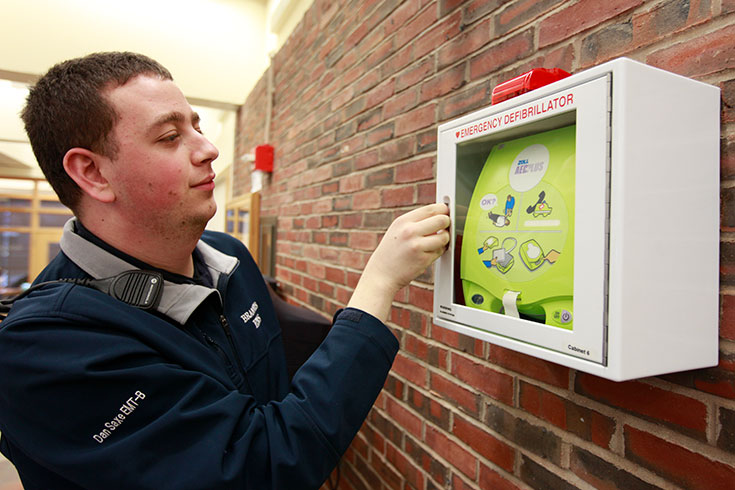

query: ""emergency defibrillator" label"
xmin=455 ymin=93 xmax=575 ymax=140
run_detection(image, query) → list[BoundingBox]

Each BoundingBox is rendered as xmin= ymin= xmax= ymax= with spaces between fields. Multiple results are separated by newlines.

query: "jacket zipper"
xmin=219 ymin=314 xmax=247 ymax=374
xmin=219 ymin=313 xmax=255 ymax=394
xmin=198 ymin=328 xmax=245 ymax=389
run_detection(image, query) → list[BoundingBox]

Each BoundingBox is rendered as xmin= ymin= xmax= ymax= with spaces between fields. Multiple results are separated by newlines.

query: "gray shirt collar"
xmin=59 ymin=218 xmax=238 ymax=325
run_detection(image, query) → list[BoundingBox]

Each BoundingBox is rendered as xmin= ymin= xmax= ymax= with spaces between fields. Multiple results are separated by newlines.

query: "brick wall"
xmin=235 ymin=0 xmax=735 ymax=488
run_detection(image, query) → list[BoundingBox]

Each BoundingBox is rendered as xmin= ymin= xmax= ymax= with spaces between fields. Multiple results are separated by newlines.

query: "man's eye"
xmin=194 ymin=126 xmax=203 ymax=135
xmin=161 ymin=133 xmax=180 ymax=142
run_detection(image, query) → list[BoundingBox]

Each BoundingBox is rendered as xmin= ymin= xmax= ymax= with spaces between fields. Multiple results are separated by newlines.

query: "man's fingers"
xmin=400 ymin=203 xmax=449 ymax=223
xmin=413 ymin=213 xmax=451 ymax=237
xmin=417 ymin=228 xmax=451 ymax=253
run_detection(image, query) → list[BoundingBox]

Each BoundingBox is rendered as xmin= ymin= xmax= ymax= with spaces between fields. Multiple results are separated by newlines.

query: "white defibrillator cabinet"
xmin=433 ymin=58 xmax=720 ymax=381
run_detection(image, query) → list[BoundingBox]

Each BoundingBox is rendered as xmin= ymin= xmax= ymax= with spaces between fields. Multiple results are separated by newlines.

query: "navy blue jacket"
xmin=0 ymin=220 xmax=398 ymax=489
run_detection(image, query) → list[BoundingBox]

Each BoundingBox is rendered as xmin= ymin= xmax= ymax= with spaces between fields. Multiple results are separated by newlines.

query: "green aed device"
xmin=460 ymin=124 xmax=576 ymax=329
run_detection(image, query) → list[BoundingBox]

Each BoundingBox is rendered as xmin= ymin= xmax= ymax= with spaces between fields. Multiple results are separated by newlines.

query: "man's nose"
xmin=192 ymin=132 xmax=219 ymax=165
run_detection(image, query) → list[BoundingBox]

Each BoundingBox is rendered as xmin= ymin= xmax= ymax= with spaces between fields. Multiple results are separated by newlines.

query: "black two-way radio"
xmin=0 ymin=270 xmax=164 ymax=321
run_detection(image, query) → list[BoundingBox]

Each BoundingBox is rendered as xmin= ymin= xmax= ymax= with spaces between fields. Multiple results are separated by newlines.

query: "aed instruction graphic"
xmin=460 ymin=125 xmax=576 ymax=329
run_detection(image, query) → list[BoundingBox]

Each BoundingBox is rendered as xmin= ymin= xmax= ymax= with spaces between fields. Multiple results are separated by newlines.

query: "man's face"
xmin=102 ymin=75 xmax=219 ymax=235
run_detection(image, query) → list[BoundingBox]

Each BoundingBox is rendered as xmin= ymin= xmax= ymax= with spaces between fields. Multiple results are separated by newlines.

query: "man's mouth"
xmin=192 ymin=173 xmax=216 ymax=190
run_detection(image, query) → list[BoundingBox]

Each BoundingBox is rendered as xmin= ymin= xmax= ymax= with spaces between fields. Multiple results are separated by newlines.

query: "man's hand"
xmin=347 ymin=203 xmax=451 ymax=323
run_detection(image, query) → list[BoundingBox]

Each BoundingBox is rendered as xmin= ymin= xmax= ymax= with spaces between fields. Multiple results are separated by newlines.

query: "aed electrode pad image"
xmin=460 ymin=125 xmax=575 ymax=329
xmin=433 ymin=58 xmax=720 ymax=381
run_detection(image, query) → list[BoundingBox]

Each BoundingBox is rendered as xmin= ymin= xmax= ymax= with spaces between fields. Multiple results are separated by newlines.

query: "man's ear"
xmin=63 ymin=148 xmax=116 ymax=203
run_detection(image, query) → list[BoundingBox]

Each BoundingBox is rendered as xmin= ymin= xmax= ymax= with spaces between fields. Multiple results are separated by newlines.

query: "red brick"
xmin=380 ymin=186 xmax=414 ymax=208
xmin=330 ymin=84 xmax=355 ymax=111
xmin=439 ymin=0 xmax=464 ymax=15
xmin=370 ymin=454 xmax=402 ymax=490
xmin=723 ymin=80 xmax=735 ymax=125
xmin=437 ymin=18 xmax=491 ymax=70
xmin=570 ymin=446 xmax=658 ymax=490
xmin=386 ymin=443 xmax=425 ymax=490
xmin=384 ymin=87 xmax=419 ymax=119
xmin=580 ymin=21 xmax=634 ymax=67
xmin=306 ymin=261 xmax=326 ymax=279
xmin=408 ymin=386 xmax=451 ymax=430
xmin=452 ymin=415 xmax=515 ymax=472
xmin=470 ymin=29 xmax=534 ymax=80
xmin=647 ymin=23 xmax=735 ymax=78
xmin=575 ymin=374 xmax=708 ymax=439
xmin=380 ymin=43 xmax=415 ymax=82
xmin=407 ymin=284 xmax=433 ymax=312
xmin=366 ymin=37 xmax=395 ymax=71
xmin=724 ymin=241 xmax=735 ymax=286
xmin=479 ymin=463 xmax=524 ymax=490
xmin=354 ymin=70 xmax=381 ymax=97
xmin=420 ymin=63 xmax=466 ymax=104
xmin=318 ymin=281 xmax=335 ymax=296
xmin=366 ymin=78 xmax=395 ymax=109
xmin=625 ymin=425 xmax=735 ymax=489
xmin=495 ymin=0 xmax=559 ymax=37
xmin=384 ymin=0 xmax=420 ymax=37
xmin=724 ymin=186 xmax=735 ymax=232
xmin=519 ymin=381 xmax=566 ymax=427
xmin=723 ymin=294 xmax=735 ymax=341
xmin=396 ymin=57 xmax=435 ymax=93
xmin=356 ymin=108 xmax=382 ymax=133
xmin=438 ymin=82 xmax=490 ymax=121
xmin=349 ymin=231 xmax=379 ymax=251
xmin=539 ymin=0 xmax=644 ymax=47
xmin=366 ymin=123 xmax=395 ymax=147
xmin=395 ymin=103 xmax=437 ymax=137
xmin=425 ymin=425 xmax=477 ymax=479
xmin=385 ymin=397 xmax=423 ymax=440
xmin=392 ymin=353 xmax=428 ymax=387
xmin=380 ymin=136 xmax=415 ymax=163
xmin=464 ymin=0 xmax=504 ymax=24
xmin=352 ymin=188 xmax=382 ymax=210
xmin=520 ymin=381 xmax=615 ymax=449
xmin=355 ymin=149 xmax=380 ymax=170
xmin=396 ymin=4 xmax=440 ymax=47
xmin=489 ymin=344 xmax=570 ymax=389
xmin=325 ymin=266 xmax=345 ymax=284
xmin=632 ymin=0 xmax=712 ymax=49
xmin=430 ymin=373 xmax=481 ymax=415
xmin=404 ymin=332 xmax=429 ymax=359
xmin=405 ymin=436 xmax=449 ymax=485
xmin=340 ymin=212 xmax=363 ymax=229
xmin=451 ymin=353 xmax=514 ymax=405
xmin=413 ymin=10 xmax=462 ymax=60
xmin=339 ymin=174 xmax=364 ymax=194
xmin=416 ymin=129 xmax=437 ymax=154
xmin=369 ymin=406 xmax=401 ymax=449
xmin=431 ymin=323 xmax=484 ymax=356
xmin=395 ymin=156 xmax=435 ymax=183
xmin=692 ymin=367 xmax=735 ymax=399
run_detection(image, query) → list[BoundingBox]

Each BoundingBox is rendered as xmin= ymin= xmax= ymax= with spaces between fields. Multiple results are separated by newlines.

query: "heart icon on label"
xmin=456 ymin=131 xmax=460 ymax=138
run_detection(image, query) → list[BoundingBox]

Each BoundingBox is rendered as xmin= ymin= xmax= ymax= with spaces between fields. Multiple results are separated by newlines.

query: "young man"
xmin=0 ymin=52 xmax=450 ymax=489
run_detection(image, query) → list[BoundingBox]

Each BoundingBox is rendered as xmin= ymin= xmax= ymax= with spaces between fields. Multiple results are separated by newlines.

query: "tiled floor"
xmin=0 ymin=454 xmax=21 ymax=490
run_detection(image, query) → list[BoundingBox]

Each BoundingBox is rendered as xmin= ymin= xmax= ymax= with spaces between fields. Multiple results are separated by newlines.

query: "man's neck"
xmin=77 ymin=215 xmax=202 ymax=278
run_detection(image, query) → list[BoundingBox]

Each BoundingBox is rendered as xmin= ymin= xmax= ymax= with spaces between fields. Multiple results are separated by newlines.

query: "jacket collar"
xmin=59 ymin=218 xmax=239 ymax=325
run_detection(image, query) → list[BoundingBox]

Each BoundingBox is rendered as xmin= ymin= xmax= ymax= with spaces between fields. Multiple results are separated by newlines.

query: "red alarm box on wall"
xmin=254 ymin=144 xmax=274 ymax=172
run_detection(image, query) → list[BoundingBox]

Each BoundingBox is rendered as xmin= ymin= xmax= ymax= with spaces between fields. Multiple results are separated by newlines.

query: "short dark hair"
xmin=21 ymin=52 xmax=173 ymax=210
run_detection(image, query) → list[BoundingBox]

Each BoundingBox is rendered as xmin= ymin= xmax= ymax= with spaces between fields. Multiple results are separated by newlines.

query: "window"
xmin=0 ymin=178 xmax=72 ymax=297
